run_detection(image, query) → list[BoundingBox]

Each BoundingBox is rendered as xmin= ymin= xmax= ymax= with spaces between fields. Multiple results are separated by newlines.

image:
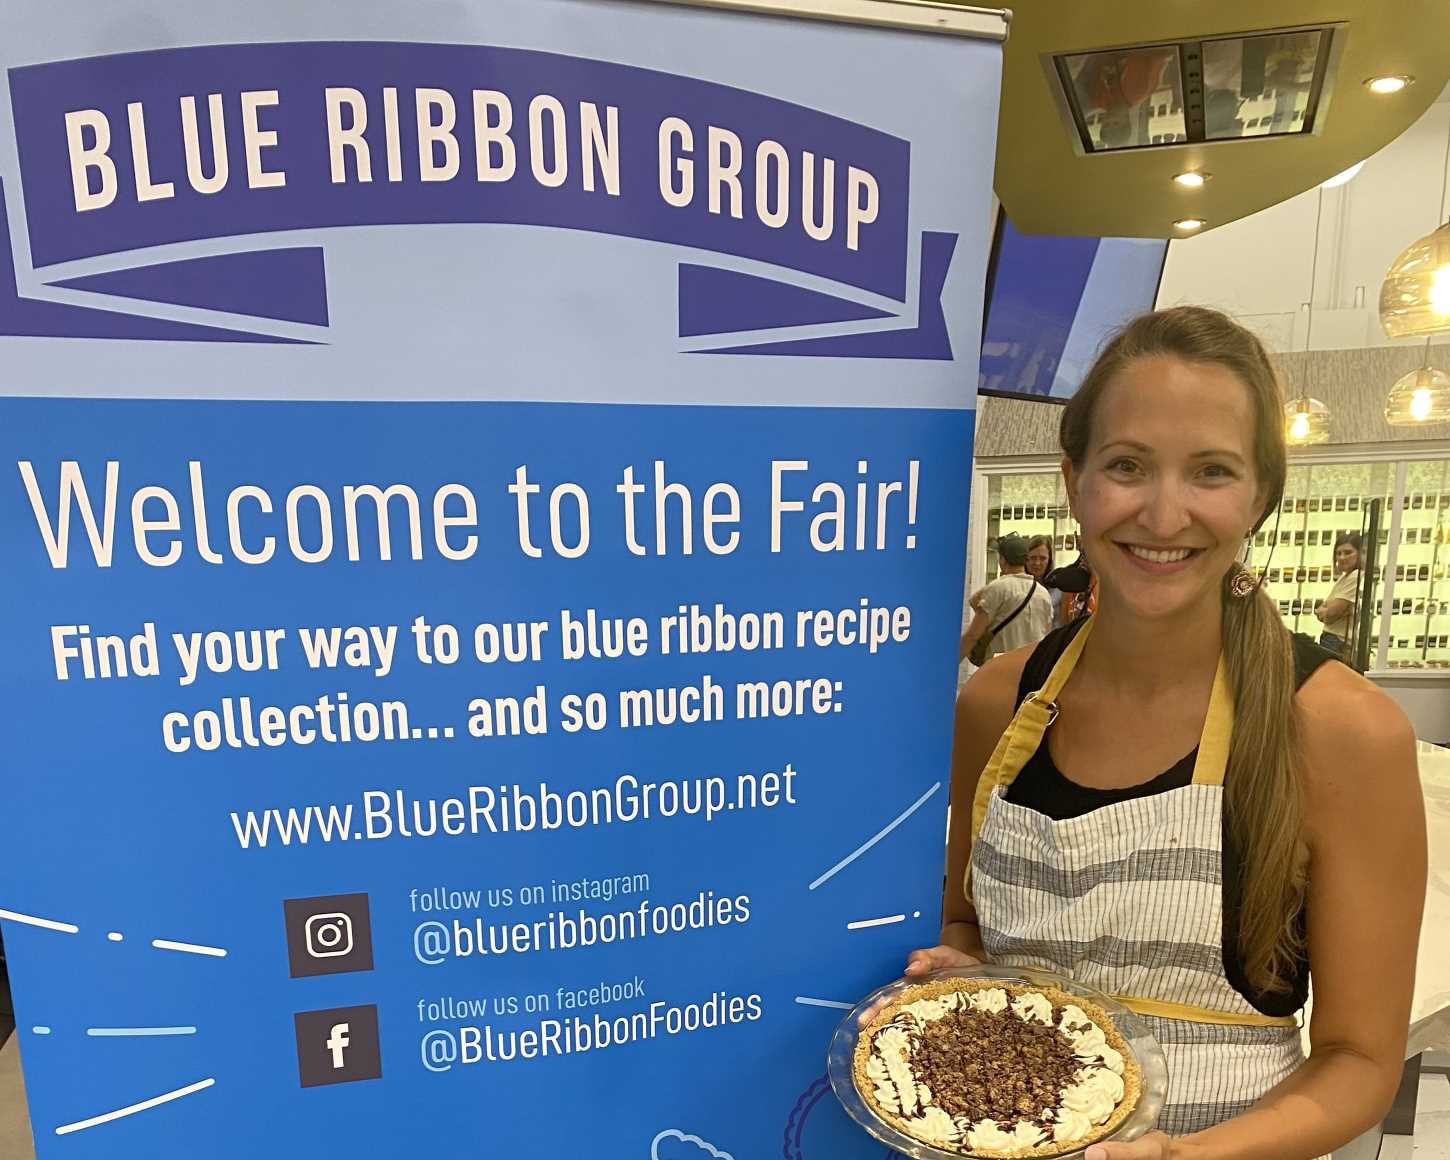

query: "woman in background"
xmin=1026 ymin=535 xmax=1062 ymax=623
xmin=1314 ymin=532 xmax=1362 ymax=660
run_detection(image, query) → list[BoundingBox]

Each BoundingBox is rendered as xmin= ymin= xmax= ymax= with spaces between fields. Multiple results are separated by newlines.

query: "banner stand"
xmin=0 ymin=1 xmax=1004 ymax=1155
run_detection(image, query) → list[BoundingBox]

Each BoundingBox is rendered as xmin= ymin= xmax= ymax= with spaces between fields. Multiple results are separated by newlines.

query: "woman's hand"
xmin=904 ymin=944 xmax=981 ymax=978
xmin=858 ymin=945 xmax=982 ymax=1026
xmin=1084 ymin=1131 xmax=1173 ymax=1160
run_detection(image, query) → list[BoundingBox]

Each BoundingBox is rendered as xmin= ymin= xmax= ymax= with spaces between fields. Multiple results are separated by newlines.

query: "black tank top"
xmin=1004 ymin=618 xmax=1337 ymax=1016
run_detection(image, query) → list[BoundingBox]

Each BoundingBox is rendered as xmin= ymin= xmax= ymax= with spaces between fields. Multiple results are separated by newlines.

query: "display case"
xmin=968 ymin=449 xmax=1450 ymax=674
xmin=980 ymin=472 xmax=1073 ymax=587
xmin=1379 ymin=459 xmax=1450 ymax=672
xmin=1249 ymin=461 xmax=1389 ymax=655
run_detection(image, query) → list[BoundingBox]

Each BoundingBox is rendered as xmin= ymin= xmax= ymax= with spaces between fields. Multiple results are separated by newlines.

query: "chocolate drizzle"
xmin=901 ymin=1006 xmax=1082 ymax=1129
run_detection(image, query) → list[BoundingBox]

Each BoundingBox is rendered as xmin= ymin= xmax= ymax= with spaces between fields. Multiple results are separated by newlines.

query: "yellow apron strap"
xmin=970 ymin=616 xmax=1095 ymax=844
xmin=1113 ymin=993 xmax=1297 ymax=1028
xmin=964 ymin=625 xmax=1272 ymax=1030
xmin=1189 ymin=656 xmax=1234 ymax=787
xmin=965 ymin=618 xmax=1096 ymax=901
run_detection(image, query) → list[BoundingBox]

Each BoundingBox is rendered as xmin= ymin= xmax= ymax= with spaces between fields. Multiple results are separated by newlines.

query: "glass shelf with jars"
xmin=969 ymin=451 xmax=1450 ymax=675
xmin=981 ymin=472 xmax=1075 ymax=585
xmin=1249 ymin=461 xmax=1388 ymax=652
xmin=1379 ymin=460 xmax=1450 ymax=672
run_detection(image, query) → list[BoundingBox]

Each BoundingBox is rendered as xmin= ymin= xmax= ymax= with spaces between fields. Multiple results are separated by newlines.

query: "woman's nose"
xmin=1138 ymin=481 xmax=1191 ymax=539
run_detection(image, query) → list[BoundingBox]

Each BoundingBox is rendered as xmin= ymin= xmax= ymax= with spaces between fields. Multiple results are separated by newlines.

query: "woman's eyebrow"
xmin=1098 ymin=440 xmax=1246 ymax=466
xmin=1188 ymin=449 xmax=1247 ymax=465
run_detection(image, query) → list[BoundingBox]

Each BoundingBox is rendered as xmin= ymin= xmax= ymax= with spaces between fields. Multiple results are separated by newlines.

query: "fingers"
xmin=861 ymin=946 xmax=985 ymax=1028
xmin=906 ymin=945 xmax=983 ymax=976
xmin=904 ymin=949 xmax=936 ymax=976
xmin=1084 ymin=1131 xmax=1172 ymax=1160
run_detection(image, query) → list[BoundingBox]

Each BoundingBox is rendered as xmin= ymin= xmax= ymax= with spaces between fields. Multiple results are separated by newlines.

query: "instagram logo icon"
xmin=283 ymin=893 xmax=373 ymax=978
xmin=305 ymin=912 xmax=353 ymax=958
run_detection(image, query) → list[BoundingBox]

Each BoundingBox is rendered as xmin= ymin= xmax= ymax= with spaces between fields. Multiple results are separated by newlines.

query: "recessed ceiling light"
xmin=1173 ymin=171 xmax=1209 ymax=188
xmin=1173 ymin=218 xmax=1206 ymax=232
xmin=1365 ymin=75 xmax=1414 ymax=95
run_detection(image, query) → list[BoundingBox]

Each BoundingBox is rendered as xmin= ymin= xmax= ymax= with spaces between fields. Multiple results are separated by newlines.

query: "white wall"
xmin=1157 ymin=88 xmax=1450 ymax=355
xmin=1371 ymin=678 xmax=1450 ymax=746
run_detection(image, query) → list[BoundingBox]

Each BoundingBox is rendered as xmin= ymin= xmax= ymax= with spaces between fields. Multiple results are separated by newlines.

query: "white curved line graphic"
xmin=0 ymin=907 xmax=78 ymax=934
xmin=152 ymin=938 xmax=227 ymax=957
xmin=846 ymin=914 xmax=905 ymax=930
xmin=808 ymin=781 xmax=941 ymax=890
xmin=54 ymin=1077 xmax=215 ymax=1135
xmin=86 ymin=1027 xmax=197 ymax=1037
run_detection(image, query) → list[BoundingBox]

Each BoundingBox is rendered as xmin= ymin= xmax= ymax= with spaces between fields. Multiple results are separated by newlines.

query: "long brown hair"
xmin=1059 ymin=306 xmax=1303 ymax=995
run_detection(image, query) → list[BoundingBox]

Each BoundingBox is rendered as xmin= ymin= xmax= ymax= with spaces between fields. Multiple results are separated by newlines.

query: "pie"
xmin=853 ymin=978 xmax=1141 ymax=1157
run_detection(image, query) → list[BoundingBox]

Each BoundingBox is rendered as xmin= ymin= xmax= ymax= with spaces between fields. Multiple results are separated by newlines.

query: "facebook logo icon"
xmin=326 ymin=1023 xmax=351 ymax=1068
xmin=294 ymin=1005 xmax=381 ymax=1087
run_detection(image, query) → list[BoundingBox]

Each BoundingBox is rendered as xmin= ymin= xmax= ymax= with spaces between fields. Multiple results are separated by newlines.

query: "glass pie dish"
xmin=827 ymin=963 xmax=1169 ymax=1160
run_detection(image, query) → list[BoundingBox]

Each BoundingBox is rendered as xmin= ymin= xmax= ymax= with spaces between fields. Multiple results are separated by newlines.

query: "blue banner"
xmin=0 ymin=2 xmax=1001 ymax=1157
xmin=12 ymin=41 xmax=910 ymax=298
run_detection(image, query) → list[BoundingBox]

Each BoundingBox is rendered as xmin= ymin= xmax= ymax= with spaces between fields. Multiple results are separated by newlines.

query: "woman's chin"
xmin=1108 ymin=574 xmax=1220 ymax=623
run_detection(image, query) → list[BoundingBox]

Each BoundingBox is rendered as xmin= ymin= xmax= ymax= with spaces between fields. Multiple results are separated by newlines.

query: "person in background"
xmin=1315 ymin=532 xmax=1363 ymax=659
xmin=1026 ymin=535 xmax=1063 ymax=623
xmin=1043 ymin=551 xmax=1098 ymax=627
xmin=1061 ymin=559 xmax=1098 ymax=626
xmin=960 ymin=532 xmax=1054 ymax=663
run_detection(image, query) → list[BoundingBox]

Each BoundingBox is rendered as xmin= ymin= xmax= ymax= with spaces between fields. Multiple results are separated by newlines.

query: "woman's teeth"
xmin=1125 ymin=546 xmax=1192 ymax=563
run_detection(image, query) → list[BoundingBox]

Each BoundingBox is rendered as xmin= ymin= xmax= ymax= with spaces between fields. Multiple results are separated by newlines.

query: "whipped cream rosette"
xmin=851 ymin=979 xmax=1142 ymax=1158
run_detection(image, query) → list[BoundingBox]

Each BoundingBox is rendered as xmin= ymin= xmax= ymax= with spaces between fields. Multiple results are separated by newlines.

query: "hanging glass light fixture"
xmin=1284 ymin=395 xmax=1331 ymax=444
xmin=1385 ymin=339 xmax=1450 ymax=425
xmin=1286 ymin=187 xmax=1331 ymax=445
xmin=1380 ymin=115 xmax=1450 ymax=337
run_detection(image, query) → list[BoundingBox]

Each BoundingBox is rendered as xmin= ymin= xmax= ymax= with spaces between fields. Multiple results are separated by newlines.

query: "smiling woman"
xmin=892 ymin=307 xmax=1426 ymax=1160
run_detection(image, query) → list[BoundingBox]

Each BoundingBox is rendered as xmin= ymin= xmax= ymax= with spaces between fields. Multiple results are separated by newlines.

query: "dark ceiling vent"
xmin=1052 ymin=25 xmax=1339 ymax=153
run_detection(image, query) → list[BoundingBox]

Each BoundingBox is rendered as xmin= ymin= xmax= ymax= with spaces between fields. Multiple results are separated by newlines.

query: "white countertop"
xmin=1408 ymin=741 xmax=1450 ymax=1057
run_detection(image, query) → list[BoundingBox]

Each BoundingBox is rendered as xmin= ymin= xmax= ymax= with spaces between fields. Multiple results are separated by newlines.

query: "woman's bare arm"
xmin=937 ymin=650 xmax=1029 ymax=959
xmin=960 ymin=606 xmax=993 ymax=662
xmin=1314 ymin=597 xmax=1351 ymax=626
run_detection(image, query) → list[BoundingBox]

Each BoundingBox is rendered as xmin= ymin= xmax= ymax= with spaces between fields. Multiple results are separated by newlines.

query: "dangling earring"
xmin=1229 ymin=564 xmax=1259 ymax=599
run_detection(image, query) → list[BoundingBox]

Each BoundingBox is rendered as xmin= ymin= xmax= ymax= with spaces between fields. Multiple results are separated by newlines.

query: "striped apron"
xmin=967 ymin=618 xmax=1305 ymax=1135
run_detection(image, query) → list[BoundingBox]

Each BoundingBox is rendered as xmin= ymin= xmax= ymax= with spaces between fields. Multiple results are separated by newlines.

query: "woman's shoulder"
xmin=1295 ymin=660 xmax=1419 ymax=823
xmin=956 ymin=647 xmax=1032 ymax=734
xmin=956 ymin=619 xmax=1077 ymax=723
xmin=1296 ymin=661 xmax=1412 ymax=747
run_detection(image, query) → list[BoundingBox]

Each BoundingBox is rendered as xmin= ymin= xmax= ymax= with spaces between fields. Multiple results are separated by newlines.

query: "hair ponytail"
xmin=1221 ymin=573 xmax=1306 ymax=993
xmin=1061 ymin=306 xmax=1304 ymax=994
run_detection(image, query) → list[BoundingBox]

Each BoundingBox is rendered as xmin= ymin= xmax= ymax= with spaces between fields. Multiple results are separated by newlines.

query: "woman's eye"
xmin=1198 ymin=463 xmax=1235 ymax=480
xmin=1107 ymin=458 xmax=1140 ymax=474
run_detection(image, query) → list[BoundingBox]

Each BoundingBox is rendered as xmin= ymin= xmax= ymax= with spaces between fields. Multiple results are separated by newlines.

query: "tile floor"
xmin=1392 ymin=1072 xmax=1450 ymax=1160
xmin=1341 ymin=1072 xmax=1450 ymax=1160
xmin=0 ymin=951 xmax=11 ymax=1051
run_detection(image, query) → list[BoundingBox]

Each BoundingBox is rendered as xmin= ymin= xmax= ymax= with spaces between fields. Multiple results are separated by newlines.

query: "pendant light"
xmin=1379 ymin=113 xmax=1450 ymax=338
xmin=1385 ymin=337 xmax=1450 ymax=425
xmin=1285 ymin=396 xmax=1331 ymax=443
xmin=1285 ymin=187 xmax=1331 ymax=445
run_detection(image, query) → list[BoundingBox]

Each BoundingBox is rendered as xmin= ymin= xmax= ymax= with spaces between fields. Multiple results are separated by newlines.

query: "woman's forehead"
xmin=1094 ymin=356 xmax=1256 ymax=451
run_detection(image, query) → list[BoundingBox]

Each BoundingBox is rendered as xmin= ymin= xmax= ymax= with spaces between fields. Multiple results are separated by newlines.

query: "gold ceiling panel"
xmin=987 ymin=0 xmax=1450 ymax=236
